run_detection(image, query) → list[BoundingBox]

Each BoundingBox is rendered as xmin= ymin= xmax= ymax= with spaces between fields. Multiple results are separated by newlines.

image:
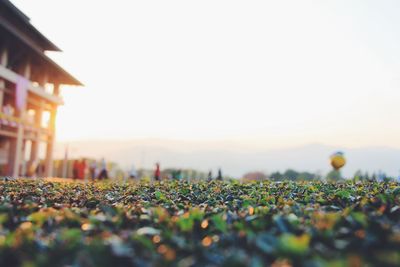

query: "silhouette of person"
xmin=207 ymin=170 xmax=213 ymax=181
xmin=73 ymin=160 xmax=79 ymax=180
xmin=78 ymin=159 xmax=86 ymax=180
xmin=130 ymin=163 xmax=137 ymax=179
xmin=217 ymin=168 xmax=223 ymax=181
xmin=177 ymin=169 xmax=182 ymax=180
xmin=97 ymin=158 xmax=108 ymax=180
xmin=154 ymin=162 xmax=161 ymax=181
xmin=89 ymin=161 xmax=97 ymax=180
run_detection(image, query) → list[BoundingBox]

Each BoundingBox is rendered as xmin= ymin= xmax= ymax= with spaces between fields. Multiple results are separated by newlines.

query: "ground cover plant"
xmin=0 ymin=179 xmax=399 ymax=267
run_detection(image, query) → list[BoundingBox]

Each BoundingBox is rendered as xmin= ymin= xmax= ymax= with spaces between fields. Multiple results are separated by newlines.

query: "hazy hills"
xmin=54 ymin=139 xmax=400 ymax=178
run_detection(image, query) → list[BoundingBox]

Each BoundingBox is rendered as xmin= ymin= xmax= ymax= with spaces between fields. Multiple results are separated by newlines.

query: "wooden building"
xmin=0 ymin=0 xmax=82 ymax=177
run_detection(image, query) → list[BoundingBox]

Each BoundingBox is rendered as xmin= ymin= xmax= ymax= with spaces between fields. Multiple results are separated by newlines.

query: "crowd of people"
xmin=72 ymin=159 xmax=224 ymax=182
xmin=149 ymin=163 xmax=224 ymax=181
xmin=72 ymin=158 xmax=108 ymax=180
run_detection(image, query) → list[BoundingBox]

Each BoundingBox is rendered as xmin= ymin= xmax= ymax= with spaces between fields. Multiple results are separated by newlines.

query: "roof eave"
xmin=4 ymin=0 xmax=61 ymax=51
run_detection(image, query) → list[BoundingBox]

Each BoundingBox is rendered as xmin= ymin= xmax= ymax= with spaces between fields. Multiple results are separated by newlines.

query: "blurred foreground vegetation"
xmin=0 ymin=179 xmax=399 ymax=266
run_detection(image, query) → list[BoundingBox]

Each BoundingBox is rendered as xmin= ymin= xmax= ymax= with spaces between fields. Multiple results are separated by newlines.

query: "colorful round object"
xmin=330 ymin=151 xmax=346 ymax=170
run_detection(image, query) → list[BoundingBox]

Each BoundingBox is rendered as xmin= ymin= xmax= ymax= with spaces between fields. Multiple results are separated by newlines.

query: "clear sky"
xmin=11 ymin=0 xmax=400 ymax=149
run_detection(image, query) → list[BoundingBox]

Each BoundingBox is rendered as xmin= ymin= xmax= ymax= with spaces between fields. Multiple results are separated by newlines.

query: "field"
xmin=0 ymin=179 xmax=399 ymax=267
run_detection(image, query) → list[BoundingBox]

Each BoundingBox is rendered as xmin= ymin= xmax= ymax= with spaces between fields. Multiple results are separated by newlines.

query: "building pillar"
xmin=11 ymin=62 xmax=30 ymax=177
xmin=29 ymin=101 xmax=44 ymax=172
xmin=0 ymin=46 xmax=8 ymax=110
xmin=44 ymin=83 xmax=59 ymax=177
xmin=29 ymin=73 xmax=47 ymax=173
xmin=0 ymin=47 xmax=8 ymax=175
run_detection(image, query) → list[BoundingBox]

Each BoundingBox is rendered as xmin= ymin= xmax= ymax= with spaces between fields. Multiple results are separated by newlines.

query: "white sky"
xmin=11 ymin=0 xmax=400 ymax=149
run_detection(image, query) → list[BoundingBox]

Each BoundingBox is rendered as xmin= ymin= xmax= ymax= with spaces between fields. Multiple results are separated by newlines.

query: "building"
xmin=0 ymin=0 xmax=82 ymax=177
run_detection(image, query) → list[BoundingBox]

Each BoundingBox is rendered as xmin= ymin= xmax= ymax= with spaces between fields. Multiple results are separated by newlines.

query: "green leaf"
xmin=278 ymin=234 xmax=310 ymax=256
xmin=155 ymin=191 xmax=166 ymax=201
xmin=212 ymin=214 xmax=227 ymax=233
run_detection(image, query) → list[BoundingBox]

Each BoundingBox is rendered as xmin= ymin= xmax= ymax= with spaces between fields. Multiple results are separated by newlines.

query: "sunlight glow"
xmin=11 ymin=0 xmax=400 ymax=149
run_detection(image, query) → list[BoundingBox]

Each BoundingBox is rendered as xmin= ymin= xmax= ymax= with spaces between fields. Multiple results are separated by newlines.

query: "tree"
xmin=326 ymin=170 xmax=342 ymax=181
xmin=297 ymin=171 xmax=317 ymax=181
xmin=270 ymin=171 xmax=283 ymax=181
xmin=283 ymin=169 xmax=299 ymax=180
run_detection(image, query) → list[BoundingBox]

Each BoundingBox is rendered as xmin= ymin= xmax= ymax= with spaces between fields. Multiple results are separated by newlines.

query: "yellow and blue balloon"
xmin=330 ymin=151 xmax=346 ymax=170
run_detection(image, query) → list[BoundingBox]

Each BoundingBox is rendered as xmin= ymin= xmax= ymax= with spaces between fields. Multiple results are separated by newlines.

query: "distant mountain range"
xmin=54 ymin=139 xmax=400 ymax=178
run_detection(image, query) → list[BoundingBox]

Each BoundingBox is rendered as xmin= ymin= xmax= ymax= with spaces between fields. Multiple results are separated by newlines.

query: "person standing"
xmin=207 ymin=170 xmax=213 ymax=181
xmin=172 ymin=169 xmax=177 ymax=180
xmin=73 ymin=160 xmax=79 ymax=180
xmin=89 ymin=161 xmax=97 ymax=181
xmin=154 ymin=163 xmax=161 ymax=181
xmin=78 ymin=159 xmax=87 ymax=180
xmin=97 ymin=158 xmax=108 ymax=180
xmin=130 ymin=163 xmax=137 ymax=179
xmin=217 ymin=168 xmax=223 ymax=181
xmin=176 ymin=169 xmax=182 ymax=180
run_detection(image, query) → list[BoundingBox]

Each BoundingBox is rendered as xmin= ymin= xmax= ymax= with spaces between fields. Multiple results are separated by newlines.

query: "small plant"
xmin=0 ymin=179 xmax=398 ymax=266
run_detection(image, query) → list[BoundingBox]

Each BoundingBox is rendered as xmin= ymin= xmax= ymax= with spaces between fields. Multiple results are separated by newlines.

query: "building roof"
xmin=1 ymin=0 xmax=61 ymax=51
xmin=0 ymin=0 xmax=83 ymax=86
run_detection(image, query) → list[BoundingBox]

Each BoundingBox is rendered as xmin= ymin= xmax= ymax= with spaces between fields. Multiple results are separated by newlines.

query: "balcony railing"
xmin=0 ymin=112 xmax=52 ymax=136
xmin=0 ymin=64 xmax=64 ymax=105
